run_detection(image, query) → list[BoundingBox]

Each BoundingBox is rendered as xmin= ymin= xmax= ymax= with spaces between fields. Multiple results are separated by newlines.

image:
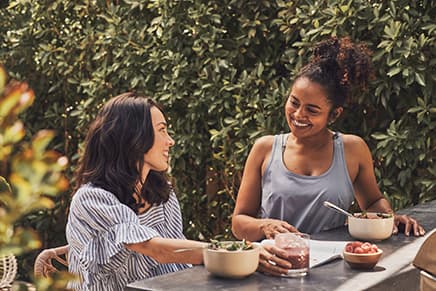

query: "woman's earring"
xmin=328 ymin=117 xmax=336 ymax=125
xmin=329 ymin=110 xmax=338 ymax=125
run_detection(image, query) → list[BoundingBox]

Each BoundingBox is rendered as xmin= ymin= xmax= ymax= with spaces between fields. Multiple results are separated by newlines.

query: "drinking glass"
xmin=275 ymin=232 xmax=310 ymax=277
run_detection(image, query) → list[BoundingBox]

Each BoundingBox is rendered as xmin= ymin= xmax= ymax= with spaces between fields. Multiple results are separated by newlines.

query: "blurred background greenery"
xmin=0 ymin=0 xmax=434 ymax=285
xmin=0 ymin=65 xmax=71 ymax=289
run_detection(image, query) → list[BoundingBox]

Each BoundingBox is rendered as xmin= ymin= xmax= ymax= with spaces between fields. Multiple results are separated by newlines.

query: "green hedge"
xmin=1 ymin=0 xmax=435 ymax=278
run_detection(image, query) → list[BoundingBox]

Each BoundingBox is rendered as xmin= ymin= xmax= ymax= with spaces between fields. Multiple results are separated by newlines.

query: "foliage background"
xmin=0 ymin=0 xmax=435 ymax=281
xmin=0 ymin=65 xmax=71 ymax=289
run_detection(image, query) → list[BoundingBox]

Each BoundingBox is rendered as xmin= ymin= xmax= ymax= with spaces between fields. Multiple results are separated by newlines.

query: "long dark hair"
xmin=296 ymin=37 xmax=374 ymax=110
xmin=74 ymin=92 xmax=171 ymax=213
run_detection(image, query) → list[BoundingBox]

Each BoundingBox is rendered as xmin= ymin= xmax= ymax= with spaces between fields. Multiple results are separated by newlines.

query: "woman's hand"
xmin=259 ymin=219 xmax=298 ymax=239
xmin=393 ymin=214 xmax=425 ymax=236
xmin=257 ymin=244 xmax=292 ymax=276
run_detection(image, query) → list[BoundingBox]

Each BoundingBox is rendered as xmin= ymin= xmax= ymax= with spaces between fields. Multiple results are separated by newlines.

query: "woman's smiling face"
xmin=285 ymin=77 xmax=336 ymax=138
xmin=143 ymin=106 xmax=175 ymax=173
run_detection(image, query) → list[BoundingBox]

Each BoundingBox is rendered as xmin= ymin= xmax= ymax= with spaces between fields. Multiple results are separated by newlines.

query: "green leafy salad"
xmin=355 ymin=211 xmax=393 ymax=219
xmin=208 ymin=239 xmax=253 ymax=251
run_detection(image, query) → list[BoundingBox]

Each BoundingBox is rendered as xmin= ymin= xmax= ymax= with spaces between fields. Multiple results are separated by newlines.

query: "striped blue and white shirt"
xmin=66 ymin=183 xmax=190 ymax=291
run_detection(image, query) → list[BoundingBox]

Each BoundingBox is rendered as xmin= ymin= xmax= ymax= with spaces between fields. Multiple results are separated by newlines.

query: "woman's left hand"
xmin=257 ymin=244 xmax=292 ymax=276
xmin=393 ymin=214 xmax=425 ymax=236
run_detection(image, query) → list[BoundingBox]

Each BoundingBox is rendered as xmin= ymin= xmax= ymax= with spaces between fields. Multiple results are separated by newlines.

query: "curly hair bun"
xmin=315 ymin=36 xmax=373 ymax=89
xmin=298 ymin=36 xmax=374 ymax=107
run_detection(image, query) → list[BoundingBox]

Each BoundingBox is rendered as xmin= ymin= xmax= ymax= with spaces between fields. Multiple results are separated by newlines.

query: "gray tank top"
xmin=260 ymin=132 xmax=355 ymax=234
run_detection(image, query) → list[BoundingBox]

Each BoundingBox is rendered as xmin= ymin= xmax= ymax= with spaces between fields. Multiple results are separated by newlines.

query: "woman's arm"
xmin=346 ymin=135 xmax=425 ymax=236
xmin=346 ymin=135 xmax=392 ymax=212
xmin=125 ymin=237 xmax=207 ymax=265
xmin=232 ymin=136 xmax=297 ymax=242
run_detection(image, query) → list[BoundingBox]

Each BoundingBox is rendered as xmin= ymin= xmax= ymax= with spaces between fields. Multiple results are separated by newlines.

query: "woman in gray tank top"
xmin=231 ymin=37 xmax=425 ymax=277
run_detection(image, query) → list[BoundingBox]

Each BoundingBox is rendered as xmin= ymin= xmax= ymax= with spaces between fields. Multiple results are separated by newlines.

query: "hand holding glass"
xmin=275 ymin=233 xmax=310 ymax=277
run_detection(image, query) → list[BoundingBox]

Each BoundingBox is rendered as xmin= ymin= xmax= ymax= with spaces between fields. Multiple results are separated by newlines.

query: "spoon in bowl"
xmin=323 ymin=201 xmax=353 ymax=218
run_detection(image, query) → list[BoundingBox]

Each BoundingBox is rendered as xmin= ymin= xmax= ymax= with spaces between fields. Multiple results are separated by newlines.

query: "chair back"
xmin=34 ymin=245 xmax=69 ymax=278
xmin=413 ymin=230 xmax=436 ymax=291
xmin=413 ymin=231 xmax=436 ymax=274
xmin=420 ymin=270 xmax=436 ymax=291
xmin=0 ymin=254 xmax=17 ymax=289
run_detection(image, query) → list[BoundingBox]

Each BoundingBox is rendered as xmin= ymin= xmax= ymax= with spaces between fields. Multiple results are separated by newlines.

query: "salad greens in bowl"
xmin=203 ymin=239 xmax=260 ymax=278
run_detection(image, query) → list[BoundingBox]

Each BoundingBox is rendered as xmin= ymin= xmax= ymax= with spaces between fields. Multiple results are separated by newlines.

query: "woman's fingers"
xmin=402 ymin=217 xmax=411 ymax=236
xmin=283 ymin=223 xmax=298 ymax=233
xmin=392 ymin=223 xmax=398 ymax=234
xmin=258 ymin=263 xmax=288 ymax=276
xmin=258 ymin=245 xmax=292 ymax=276
xmin=418 ymin=225 xmax=426 ymax=236
xmin=43 ymin=265 xmax=56 ymax=277
xmin=410 ymin=218 xmax=426 ymax=236
xmin=394 ymin=215 xmax=425 ymax=236
xmin=263 ymin=220 xmax=298 ymax=239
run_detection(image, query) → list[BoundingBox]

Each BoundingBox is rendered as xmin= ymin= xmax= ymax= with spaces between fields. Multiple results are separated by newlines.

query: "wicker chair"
xmin=34 ymin=245 xmax=69 ymax=278
xmin=0 ymin=254 xmax=17 ymax=289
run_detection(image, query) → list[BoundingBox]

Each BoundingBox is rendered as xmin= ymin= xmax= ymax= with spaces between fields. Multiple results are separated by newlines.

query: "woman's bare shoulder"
xmin=341 ymin=133 xmax=370 ymax=154
xmin=245 ymin=135 xmax=275 ymax=166
xmin=341 ymin=133 xmax=366 ymax=144
xmin=252 ymin=135 xmax=275 ymax=152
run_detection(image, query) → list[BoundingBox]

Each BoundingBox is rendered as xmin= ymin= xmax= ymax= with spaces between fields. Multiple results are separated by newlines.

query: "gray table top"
xmin=126 ymin=199 xmax=436 ymax=291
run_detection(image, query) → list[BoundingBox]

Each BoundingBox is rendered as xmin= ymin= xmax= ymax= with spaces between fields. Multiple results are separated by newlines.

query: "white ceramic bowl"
xmin=203 ymin=241 xmax=260 ymax=278
xmin=348 ymin=212 xmax=394 ymax=241
xmin=343 ymin=249 xmax=383 ymax=270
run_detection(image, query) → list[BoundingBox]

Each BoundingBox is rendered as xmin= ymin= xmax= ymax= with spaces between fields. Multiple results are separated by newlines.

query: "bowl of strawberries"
xmin=343 ymin=241 xmax=383 ymax=270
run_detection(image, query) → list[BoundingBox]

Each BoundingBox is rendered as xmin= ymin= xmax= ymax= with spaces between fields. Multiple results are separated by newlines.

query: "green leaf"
xmin=372 ymin=133 xmax=388 ymax=140
xmin=0 ymin=176 xmax=12 ymax=194
xmin=387 ymin=67 xmax=401 ymax=77
xmin=407 ymin=107 xmax=421 ymax=113
xmin=0 ymin=66 xmax=6 ymax=95
xmin=3 ymin=121 xmax=25 ymax=144
xmin=32 ymin=130 xmax=55 ymax=156
xmin=257 ymin=62 xmax=264 ymax=77
xmin=223 ymin=117 xmax=236 ymax=125
xmin=339 ymin=5 xmax=348 ymax=13
xmin=415 ymin=73 xmax=425 ymax=86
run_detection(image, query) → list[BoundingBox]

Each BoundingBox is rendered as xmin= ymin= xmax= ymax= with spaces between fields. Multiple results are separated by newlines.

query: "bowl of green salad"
xmin=203 ymin=239 xmax=260 ymax=278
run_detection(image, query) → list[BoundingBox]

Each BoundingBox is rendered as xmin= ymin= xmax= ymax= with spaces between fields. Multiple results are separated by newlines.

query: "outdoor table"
xmin=126 ymin=199 xmax=436 ymax=291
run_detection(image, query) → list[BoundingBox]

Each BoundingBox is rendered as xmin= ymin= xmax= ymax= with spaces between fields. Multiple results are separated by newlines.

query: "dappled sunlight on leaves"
xmin=0 ymin=65 xmax=70 ymax=288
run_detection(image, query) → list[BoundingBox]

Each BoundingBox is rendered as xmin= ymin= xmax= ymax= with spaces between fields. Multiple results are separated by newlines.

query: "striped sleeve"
xmin=69 ymin=186 xmax=160 ymax=274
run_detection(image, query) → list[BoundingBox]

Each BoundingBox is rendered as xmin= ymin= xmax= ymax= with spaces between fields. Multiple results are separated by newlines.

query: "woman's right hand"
xmin=259 ymin=218 xmax=298 ymax=239
xmin=258 ymin=244 xmax=292 ymax=276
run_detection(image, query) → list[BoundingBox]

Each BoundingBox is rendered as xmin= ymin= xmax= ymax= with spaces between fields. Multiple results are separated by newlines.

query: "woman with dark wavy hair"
xmin=65 ymin=92 xmax=206 ymax=290
xmin=231 ymin=37 xmax=425 ymax=276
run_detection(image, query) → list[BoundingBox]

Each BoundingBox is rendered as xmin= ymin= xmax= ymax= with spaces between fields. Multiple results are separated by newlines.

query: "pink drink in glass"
xmin=283 ymin=246 xmax=309 ymax=275
xmin=275 ymin=233 xmax=310 ymax=277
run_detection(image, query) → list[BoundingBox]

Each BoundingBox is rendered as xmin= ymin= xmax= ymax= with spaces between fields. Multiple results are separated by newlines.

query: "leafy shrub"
xmin=0 ymin=65 xmax=70 ymax=288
